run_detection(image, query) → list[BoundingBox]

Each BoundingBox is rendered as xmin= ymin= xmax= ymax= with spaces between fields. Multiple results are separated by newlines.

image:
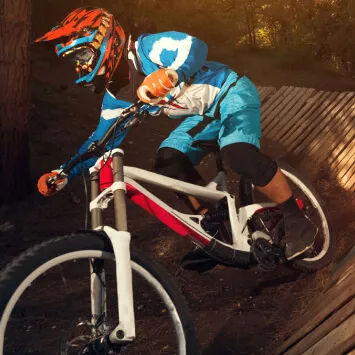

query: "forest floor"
xmin=0 ymin=45 xmax=354 ymax=354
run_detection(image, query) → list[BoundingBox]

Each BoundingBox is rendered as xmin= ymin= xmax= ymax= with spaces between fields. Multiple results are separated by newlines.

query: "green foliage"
xmin=34 ymin=0 xmax=355 ymax=73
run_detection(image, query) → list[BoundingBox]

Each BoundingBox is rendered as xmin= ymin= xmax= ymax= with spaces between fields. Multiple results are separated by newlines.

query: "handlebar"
xmin=47 ymin=100 xmax=147 ymax=186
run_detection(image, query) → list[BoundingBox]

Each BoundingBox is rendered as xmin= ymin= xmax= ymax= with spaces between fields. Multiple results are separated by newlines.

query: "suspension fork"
xmin=89 ymin=150 xmax=136 ymax=343
xmin=89 ymin=171 xmax=107 ymax=335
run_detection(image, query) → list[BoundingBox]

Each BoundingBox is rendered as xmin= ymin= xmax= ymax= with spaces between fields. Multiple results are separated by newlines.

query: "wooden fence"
xmin=258 ymin=86 xmax=354 ymax=191
xmin=277 ymin=247 xmax=355 ymax=354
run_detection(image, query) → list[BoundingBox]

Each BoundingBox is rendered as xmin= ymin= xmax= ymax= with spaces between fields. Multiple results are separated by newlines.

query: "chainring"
xmin=251 ymin=238 xmax=286 ymax=271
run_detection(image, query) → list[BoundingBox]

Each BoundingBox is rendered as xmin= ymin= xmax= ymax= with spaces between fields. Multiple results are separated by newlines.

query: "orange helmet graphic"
xmin=36 ymin=7 xmax=126 ymax=88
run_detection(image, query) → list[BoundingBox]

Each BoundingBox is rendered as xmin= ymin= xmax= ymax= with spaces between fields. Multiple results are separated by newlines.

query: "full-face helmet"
xmin=36 ymin=7 xmax=126 ymax=90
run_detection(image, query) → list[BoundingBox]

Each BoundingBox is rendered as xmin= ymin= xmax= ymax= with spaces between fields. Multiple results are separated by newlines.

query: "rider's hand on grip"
xmin=37 ymin=170 xmax=68 ymax=197
xmin=137 ymin=68 xmax=178 ymax=104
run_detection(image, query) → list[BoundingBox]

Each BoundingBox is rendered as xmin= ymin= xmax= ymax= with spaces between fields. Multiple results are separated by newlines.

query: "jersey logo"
xmin=149 ymin=36 xmax=192 ymax=70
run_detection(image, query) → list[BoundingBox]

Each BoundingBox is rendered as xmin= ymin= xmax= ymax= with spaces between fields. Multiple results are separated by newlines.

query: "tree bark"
xmin=0 ymin=0 xmax=31 ymax=203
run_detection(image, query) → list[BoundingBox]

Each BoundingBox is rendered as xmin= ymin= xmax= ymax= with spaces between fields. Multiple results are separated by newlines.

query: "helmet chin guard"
xmin=36 ymin=7 xmax=126 ymax=90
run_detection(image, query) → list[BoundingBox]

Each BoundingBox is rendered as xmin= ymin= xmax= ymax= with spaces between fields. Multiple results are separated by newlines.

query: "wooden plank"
xmin=336 ymin=149 xmax=354 ymax=177
xmin=329 ymin=135 xmax=355 ymax=173
xmin=261 ymin=86 xmax=291 ymax=115
xmin=270 ymin=88 xmax=316 ymax=142
xmin=294 ymin=93 xmax=355 ymax=155
xmin=300 ymin=116 xmax=354 ymax=169
xmin=326 ymin=129 xmax=354 ymax=168
xmin=339 ymin=163 xmax=354 ymax=188
xmin=330 ymin=132 xmax=355 ymax=171
xmin=260 ymin=87 xmax=277 ymax=104
xmin=332 ymin=133 xmax=355 ymax=173
xmin=279 ymin=91 xmax=327 ymax=145
xmin=260 ymin=86 xmax=287 ymax=114
xmin=303 ymin=99 xmax=354 ymax=158
xmin=308 ymin=104 xmax=355 ymax=163
xmin=261 ymin=86 xmax=295 ymax=123
xmin=278 ymin=269 xmax=355 ymax=354
xmin=286 ymin=92 xmax=340 ymax=152
xmin=302 ymin=314 xmax=355 ymax=355
xmin=263 ymin=87 xmax=312 ymax=136
xmin=263 ymin=87 xmax=305 ymax=132
xmin=258 ymin=87 xmax=266 ymax=96
xmin=292 ymin=92 xmax=350 ymax=155
xmin=284 ymin=298 xmax=355 ymax=355
xmin=330 ymin=247 xmax=355 ymax=287
xmin=280 ymin=91 xmax=334 ymax=149
xmin=343 ymin=171 xmax=355 ymax=190
xmin=329 ymin=247 xmax=355 ymax=286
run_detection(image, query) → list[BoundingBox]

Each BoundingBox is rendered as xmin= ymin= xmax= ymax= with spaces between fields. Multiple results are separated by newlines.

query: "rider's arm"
xmin=137 ymin=31 xmax=208 ymax=83
xmin=63 ymin=91 xmax=131 ymax=179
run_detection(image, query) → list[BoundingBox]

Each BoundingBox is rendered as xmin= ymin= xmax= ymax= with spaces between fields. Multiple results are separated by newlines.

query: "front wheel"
xmin=250 ymin=161 xmax=335 ymax=272
xmin=0 ymin=232 xmax=198 ymax=355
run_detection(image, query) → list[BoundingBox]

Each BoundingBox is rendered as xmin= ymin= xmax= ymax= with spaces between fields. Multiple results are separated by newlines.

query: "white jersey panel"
xmin=101 ymin=108 xmax=125 ymax=120
xmin=161 ymin=83 xmax=220 ymax=117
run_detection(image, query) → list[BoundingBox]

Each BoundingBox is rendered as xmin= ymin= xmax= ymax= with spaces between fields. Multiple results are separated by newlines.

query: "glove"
xmin=37 ymin=170 xmax=68 ymax=197
xmin=137 ymin=68 xmax=178 ymax=104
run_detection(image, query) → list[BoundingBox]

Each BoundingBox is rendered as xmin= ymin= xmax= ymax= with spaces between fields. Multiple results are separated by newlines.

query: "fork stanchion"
xmin=90 ymin=170 xmax=103 ymax=229
xmin=112 ymin=151 xmax=128 ymax=232
xmin=89 ymin=170 xmax=106 ymax=334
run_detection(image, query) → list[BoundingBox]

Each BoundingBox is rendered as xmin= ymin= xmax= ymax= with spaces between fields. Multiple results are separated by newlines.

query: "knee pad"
xmin=155 ymin=147 xmax=203 ymax=183
xmin=222 ymin=143 xmax=277 ymax=186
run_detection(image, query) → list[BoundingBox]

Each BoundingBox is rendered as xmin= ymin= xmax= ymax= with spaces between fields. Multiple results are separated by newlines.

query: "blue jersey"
xmin=66 ymin=31 xmax=237 ymax=178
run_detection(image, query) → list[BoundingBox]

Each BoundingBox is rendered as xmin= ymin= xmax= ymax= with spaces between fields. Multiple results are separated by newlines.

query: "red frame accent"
xmin=99 ymin=158 xmax=113 ymax=191
xmin=126 ymin=183 xmax=210 ymax=246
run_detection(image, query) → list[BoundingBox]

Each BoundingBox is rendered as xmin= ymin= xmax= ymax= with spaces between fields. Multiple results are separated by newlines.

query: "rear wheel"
xmin=0 ymin=232 xmax=198 ymax=355
xmin=249 ymin=161 xmax=335 ymax=272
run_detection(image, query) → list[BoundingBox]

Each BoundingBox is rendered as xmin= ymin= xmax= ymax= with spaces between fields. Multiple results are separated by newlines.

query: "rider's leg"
xmin=221 ymin=143 xmax=317 ymax=260
xmin=218 ymin=74 xmax=316 ymax=260
xmin=155 ymin=116 xmax=223 ymax=272
xmin=155 ymin=115 xmax=221 ymax=214
xmin=154 ymin=147 xmax=219 ymax=272
xmin=154 ymin=147 xmax=209 ymax=213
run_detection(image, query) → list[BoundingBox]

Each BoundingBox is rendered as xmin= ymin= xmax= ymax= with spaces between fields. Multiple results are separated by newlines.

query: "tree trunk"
xmin=0 ymin=0 xmax=31 ymax=203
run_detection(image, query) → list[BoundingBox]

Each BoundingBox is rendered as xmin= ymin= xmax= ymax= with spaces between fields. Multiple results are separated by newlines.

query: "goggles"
xmin=62 ymin=46 xmax=99 ymax=79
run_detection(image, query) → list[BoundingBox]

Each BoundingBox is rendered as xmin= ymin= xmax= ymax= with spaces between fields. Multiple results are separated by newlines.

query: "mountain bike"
xmin=0 ymin=102 xmax=335 ymax=354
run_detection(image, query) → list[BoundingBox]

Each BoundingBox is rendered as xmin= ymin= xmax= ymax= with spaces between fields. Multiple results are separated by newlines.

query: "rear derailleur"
xmin=248 ymin=206 xmax=287 ymax=270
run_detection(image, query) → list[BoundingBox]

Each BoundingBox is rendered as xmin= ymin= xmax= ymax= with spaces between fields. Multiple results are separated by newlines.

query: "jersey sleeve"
xmin=137 ymin=31 xmax=208 ymax=83
xmin=63 ymin=91 xmax=131 ymax=179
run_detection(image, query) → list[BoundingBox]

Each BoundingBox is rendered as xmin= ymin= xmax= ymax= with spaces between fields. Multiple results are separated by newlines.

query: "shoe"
xmin=180 ymin=246 xmax=218 ymax=273
xmin=284 ymin=215 xmax=318 ymax=260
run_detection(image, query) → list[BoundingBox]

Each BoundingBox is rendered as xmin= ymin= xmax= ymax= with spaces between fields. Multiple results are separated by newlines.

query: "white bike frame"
xmin=88 ymin=148 xmax=273 ymax=343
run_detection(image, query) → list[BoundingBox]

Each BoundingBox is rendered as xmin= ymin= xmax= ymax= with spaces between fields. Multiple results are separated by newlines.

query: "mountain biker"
xmin=36 ymin=7 xmax=317 ymax=265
